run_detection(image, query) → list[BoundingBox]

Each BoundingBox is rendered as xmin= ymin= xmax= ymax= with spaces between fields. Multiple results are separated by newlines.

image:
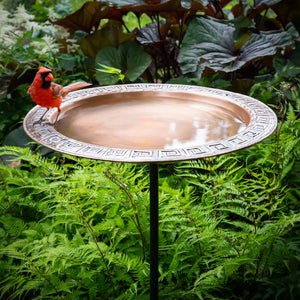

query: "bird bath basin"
xmin=23 ymin=84 xmax=276 ymax=162
xmin=23 ymin=84 xmax=277 ymax=299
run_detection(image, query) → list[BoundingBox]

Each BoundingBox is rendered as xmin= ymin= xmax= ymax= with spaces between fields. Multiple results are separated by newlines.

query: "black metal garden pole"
xmin=149 ymin=163 xmax=159 ymax=300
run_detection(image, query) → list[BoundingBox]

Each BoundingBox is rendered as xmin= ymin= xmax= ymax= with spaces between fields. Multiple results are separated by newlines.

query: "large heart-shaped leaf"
xmin=236 ymin=26 xmax=298 ymax=69
xmin=108 ymin=0 xmax=182 ymax=12
xmin=119 ymin=42 xmax=152 ymax=81
xmin=178 ymin=17 xmax=235 ymax=74
xmin=136 ymin=22 xmax=165 ymax=44
xmin=178 ymin=17 xmax=299 ymax=76
xmin=95 ymin=47 xmax=121 ymax=85
xmin=78 ymin=21 xmax=136 ymax=58
xmin=51 ymin=2 xmax=123 ymax=33
xmin=95 ymin=42 xmax=152 ymax=85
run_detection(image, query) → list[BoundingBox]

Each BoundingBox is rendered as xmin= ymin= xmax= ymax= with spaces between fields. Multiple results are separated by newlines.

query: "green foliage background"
xmin=0 ymin=0 xmax=300 ymax=299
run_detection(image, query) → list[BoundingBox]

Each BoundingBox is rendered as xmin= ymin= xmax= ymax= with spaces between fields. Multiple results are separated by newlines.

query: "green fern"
xmin=0 ymin=95 xmax=299 ymax=300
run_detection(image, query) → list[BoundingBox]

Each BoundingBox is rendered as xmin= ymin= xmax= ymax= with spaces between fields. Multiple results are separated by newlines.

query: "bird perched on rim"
xmin=28 ymin=66 xmax=92 ymax=125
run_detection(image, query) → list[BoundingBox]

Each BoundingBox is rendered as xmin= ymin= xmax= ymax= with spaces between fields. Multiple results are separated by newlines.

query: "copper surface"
xmin=23 ymin=84 xmax=277 ymax=163
xmin=55 ymin=91 xmax=249 ymax=150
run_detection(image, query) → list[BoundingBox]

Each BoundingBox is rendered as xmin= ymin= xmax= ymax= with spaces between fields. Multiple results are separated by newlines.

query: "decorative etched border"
xmin=23 ymin=84 xmax=277 ymax=163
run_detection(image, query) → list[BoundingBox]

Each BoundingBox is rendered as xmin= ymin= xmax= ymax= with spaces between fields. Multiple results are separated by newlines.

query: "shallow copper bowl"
xmin=23 ymin=84 xmax=277 ymax=163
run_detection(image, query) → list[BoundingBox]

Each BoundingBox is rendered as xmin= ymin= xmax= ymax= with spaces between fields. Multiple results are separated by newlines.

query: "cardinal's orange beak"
xmin=45 ymin=73 xmax=54 ymax=81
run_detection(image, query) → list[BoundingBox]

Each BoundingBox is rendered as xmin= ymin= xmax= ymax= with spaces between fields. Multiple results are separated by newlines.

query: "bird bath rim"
xmin=23 ymin=84 xmax=277 ymax=163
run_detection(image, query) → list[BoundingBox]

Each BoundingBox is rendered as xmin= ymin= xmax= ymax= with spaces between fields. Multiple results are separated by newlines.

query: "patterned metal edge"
xmin=23 ymin=84 xmax=278 ymax=163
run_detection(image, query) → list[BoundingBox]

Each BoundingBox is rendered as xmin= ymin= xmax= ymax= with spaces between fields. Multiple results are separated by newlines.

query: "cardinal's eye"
xmin=40 ymin=72 xmax=51 ymax=80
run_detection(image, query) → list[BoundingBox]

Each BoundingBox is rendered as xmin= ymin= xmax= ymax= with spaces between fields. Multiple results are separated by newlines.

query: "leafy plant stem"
xmin=258 ymin=8 xmax=269 ymax=31
xmin=73 ymin=199 xmax=117 ymax=298
xmin=155 ymin=12 xmax=171 ymax=81
xmin=274 ymin=92 xmax=286 ymax=180
xmin=252 ymin=248 xmax=265 ymax=286
xmin=178 ymin=18 xmax=184 ymax=47
xmin=137 ymin=15 xmax=142 ymax=29
xmin=122 ymin=21 xmax=131 ymax=33
xmin=186 ymin=213 xmax=204 ymax=256
xmin=208 ymin=158 xmax=218 ymax=217
xmin=0 ymin=170 xmax=12 ymax=214
xmin=103 ymin=169 xmax=146 ymax=262
xmin=261 ymin=225 xmax=283 ymax=276
xmin=25 ymin=255 xmax=64 ymax=300
xmin=154 ymin=56 xmax=158 ymax=83
xmin=224 ymin=235 xmax=240 ymax=257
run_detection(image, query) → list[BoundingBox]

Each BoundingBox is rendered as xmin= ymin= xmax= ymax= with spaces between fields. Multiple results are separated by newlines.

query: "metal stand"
xmin=149 ymin=163 xmax=159 ymax=300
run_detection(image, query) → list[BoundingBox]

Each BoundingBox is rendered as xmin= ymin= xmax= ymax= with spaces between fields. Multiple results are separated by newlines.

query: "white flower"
xmin=52 ymin=25 xmax=70 ymax=41
xmin=0 ymin=3 xmax=73 ymax=60
xmin=67 ymin=43 xmax=80 ymax=54
xmin=47 ymin=7 xmax=60 ymax=20
xmin=0 ymin=23 xmax=14 ymax=42
xmin=0 ymin=5 xmax=10 ymax=27
xmin=26 ymin=21 xmax=45 ymax=33
xmin=31 ymin=35 xmax=60 ymax=56
xmin=14 ymin=4 xmax=34 ymax=28
xmin=0 ymin=5 xmax=15 ymax=47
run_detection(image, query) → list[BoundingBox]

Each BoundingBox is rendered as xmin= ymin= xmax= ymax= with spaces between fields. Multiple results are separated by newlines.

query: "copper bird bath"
xmin=23 ymin=84 xmax=277 ymax=299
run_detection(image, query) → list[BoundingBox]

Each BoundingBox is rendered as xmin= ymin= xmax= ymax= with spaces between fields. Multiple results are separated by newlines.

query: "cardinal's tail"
xmin=62 ymin=82 xmax=92 ymax=97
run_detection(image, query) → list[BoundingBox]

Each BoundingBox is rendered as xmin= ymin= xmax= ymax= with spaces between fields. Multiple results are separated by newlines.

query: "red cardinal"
xmin=28 ymin=66 xmax=92 ymax=125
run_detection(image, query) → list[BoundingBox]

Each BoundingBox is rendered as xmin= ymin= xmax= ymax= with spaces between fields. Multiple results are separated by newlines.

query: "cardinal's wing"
xmin=50 ymin=83 xmax=64 ymax=98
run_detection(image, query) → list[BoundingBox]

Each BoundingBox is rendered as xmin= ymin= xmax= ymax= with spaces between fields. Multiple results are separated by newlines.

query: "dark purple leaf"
xmin=51 ymin=2 xmax=123 ymax=33
xmin=178 ymin=17 xmax=299 ymax=76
